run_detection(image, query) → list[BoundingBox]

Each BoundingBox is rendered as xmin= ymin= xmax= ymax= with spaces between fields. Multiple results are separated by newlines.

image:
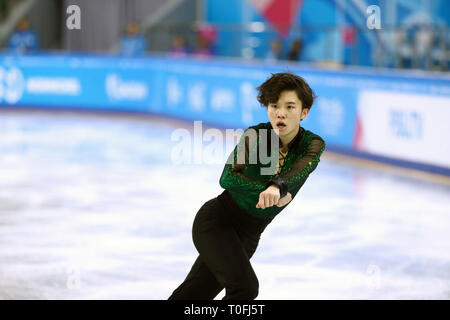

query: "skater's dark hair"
xmin=256 ymin=72 xmax=316 ymax=109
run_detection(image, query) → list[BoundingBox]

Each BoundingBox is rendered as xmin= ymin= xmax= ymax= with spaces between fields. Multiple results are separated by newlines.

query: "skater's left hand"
xmin=256 ymin=185 xmax=280 ymax=209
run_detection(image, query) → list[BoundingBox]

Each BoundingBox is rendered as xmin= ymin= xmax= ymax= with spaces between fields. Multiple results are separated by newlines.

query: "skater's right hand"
xmin=256 ymin=184 xmax=280 ymax=209
xmin=276 ymin=192 xmax=292 ymax=207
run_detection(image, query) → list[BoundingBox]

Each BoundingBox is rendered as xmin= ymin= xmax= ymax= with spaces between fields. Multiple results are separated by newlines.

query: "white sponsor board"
xmin=357 ymin=90 xmax=450 ymax=168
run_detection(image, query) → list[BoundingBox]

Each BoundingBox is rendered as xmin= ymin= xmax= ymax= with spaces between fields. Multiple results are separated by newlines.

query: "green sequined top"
xmin=219 ymin=121 xmax=325 ymax=223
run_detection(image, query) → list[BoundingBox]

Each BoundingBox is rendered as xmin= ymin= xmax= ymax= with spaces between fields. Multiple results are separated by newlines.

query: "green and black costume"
xmin=219 ymin=121 xmax=325 ymax=222
xmin=168 ymin=122 xmax=325 ymax=300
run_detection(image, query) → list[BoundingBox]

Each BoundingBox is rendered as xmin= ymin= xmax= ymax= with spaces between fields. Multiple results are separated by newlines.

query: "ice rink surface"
xmin=0 ymin=110 xmax=449 ymax=300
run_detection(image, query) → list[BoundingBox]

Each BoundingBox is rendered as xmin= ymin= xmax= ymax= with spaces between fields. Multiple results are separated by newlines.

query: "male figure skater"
xmin=168 ymin=72 xmax=325 ymax=300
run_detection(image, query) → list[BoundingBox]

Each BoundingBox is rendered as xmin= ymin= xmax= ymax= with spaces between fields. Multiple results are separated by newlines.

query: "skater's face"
xmin=267 ymin=90 xmax=309 ymax=140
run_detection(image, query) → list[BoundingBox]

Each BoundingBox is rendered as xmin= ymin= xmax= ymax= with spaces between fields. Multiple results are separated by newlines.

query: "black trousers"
xmin=168 ymin=190 xmax=270 ymax=300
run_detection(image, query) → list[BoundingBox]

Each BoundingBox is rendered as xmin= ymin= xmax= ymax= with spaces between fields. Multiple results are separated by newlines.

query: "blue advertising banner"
xmin=1 ymin=53 xmax=449 ymax=171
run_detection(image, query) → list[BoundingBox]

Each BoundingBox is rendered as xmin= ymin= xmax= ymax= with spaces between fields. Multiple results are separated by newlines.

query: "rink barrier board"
xmin=0 ymin=53 xmax=449 ymax=175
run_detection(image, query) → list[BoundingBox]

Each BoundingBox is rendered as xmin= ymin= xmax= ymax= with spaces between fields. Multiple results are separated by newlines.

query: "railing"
xmin=1 ymin=16 xmax=448 ymax=73
xmin=144 ymin=23 xmax=450 ymax=72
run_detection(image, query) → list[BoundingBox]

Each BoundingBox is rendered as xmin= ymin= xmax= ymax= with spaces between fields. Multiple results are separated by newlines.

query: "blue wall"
xmin=1 ymin=53 xmax=448 ymax=157
xmin=205 ymin=0 xmax=450 ymax=66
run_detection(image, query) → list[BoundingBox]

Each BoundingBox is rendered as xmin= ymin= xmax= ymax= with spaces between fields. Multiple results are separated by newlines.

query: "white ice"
xmin=0 ymin=111 xmax=448 ymax=300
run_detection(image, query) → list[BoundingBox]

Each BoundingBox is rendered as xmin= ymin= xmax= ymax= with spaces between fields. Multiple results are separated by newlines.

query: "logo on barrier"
xmin=26 ymin=77 xmax=81 ymax=95
xmin=188 ymin=82 xmax=206 ymax=112
xmin=167 ymin=77 xmax=183 ymax=107
xmin=106 ymin=74 xmax=148 ymax=101
xmin=210 ymin=88 xmax=235 ymax=112
xmin=317 ymin=97 xmax=344 ymax=136
xmin=389 ymin=109 xmax=423 ymax=140
xmin=0 ymin=66 xmax=25 ymax=104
